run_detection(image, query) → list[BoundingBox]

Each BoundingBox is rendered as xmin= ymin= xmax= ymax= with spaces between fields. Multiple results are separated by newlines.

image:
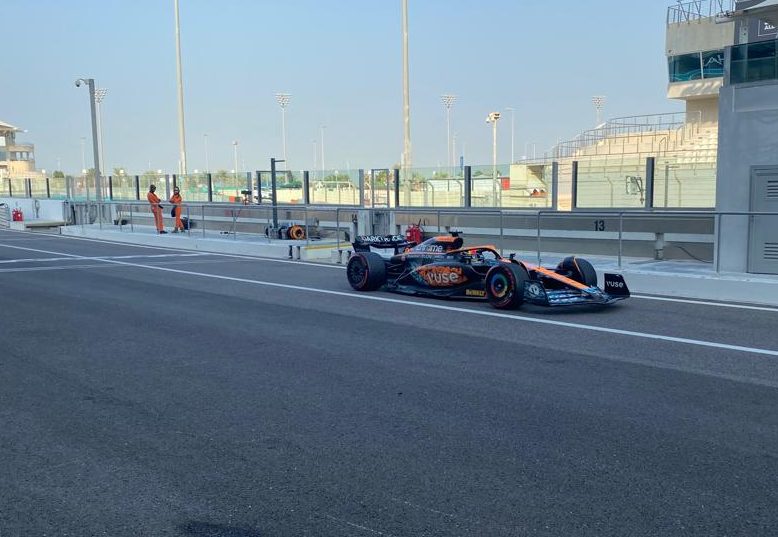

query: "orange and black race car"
xmin=346 ymin=233 xmax=629 ymax=309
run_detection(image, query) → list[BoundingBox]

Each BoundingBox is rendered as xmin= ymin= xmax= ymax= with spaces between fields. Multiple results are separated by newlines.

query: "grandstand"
xmin=511 ymin=0 xmax=735 ymax=210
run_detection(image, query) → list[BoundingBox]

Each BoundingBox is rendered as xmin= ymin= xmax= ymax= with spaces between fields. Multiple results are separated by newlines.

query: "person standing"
xmin=169 ymin=186 xmax=184 ymax=233
xmin=147 ymin=184 xmax=166 ymax=234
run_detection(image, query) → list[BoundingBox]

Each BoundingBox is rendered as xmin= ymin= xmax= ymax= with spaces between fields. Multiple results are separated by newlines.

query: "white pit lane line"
xmin=3 ymin=232 xmax=778 ymax=312
xmin=1 ymin=241 xmax=777 ymax=358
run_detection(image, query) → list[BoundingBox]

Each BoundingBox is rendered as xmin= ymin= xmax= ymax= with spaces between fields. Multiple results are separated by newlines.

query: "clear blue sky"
xmin=3 ymin=0 xmax=680 ymax=174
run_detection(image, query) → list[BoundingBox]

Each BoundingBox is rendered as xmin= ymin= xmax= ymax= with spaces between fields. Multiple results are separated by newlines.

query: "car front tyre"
xmin=485 ymin=263 xmax=529 ymax=309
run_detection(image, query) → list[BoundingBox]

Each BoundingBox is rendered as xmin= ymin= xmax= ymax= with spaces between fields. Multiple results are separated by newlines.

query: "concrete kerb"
xmin=56 ymin=224 xmax=778 ymax=307
xmin=603 ymin=268 xmax=778 ymax=305
xmin=60 ymin=224 xmax=318 ymax=260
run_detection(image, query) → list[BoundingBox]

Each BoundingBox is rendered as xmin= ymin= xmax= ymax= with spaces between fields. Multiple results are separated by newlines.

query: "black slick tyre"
xmin=558 ymin=256 xmax=597 ymax=287
xmin=485 ymin=263 xmax=529 ymax=309
xmin=346 ymin=252 xmax=387 ymax=291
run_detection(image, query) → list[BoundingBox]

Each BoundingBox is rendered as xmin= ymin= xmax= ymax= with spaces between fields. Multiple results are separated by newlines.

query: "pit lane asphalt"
xmin=1 ymin=229 xmax=777 ymax=536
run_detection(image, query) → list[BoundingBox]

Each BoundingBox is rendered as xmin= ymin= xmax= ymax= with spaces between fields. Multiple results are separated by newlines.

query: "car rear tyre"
xmin=485 ymin=263 xmax=529 ymax=309
xmin=557 ymin=256 xmax=597 ymax=287
xmin=347 ymin=252 xmax=387 ymax=291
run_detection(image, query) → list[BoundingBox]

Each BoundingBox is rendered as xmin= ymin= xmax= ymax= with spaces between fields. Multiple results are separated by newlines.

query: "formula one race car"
xmin=346 ymin=233 xmax=629 ymax=309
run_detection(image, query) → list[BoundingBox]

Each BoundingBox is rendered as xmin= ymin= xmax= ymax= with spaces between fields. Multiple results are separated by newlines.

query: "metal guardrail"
xmin=56 ymin=202 xmax=778 ymax=275
xmin=667 ymin=0 xmax=735 ymax=24
xmin=0 ymin=203 xmax=9 ymax=228
xmin=80 ymin=201 xmax=344 ymax=249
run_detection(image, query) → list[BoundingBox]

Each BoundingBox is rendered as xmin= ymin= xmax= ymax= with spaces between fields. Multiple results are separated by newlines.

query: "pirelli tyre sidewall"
xmin=347 ymin=252 xmax=387 ymax=291
xmin=558 ymin=256 xmax=597 ymax=287
xmin=485 ymin=263 xmax=529 ymax=309
xmin=287 ymin=225 xmax=306 ymax=240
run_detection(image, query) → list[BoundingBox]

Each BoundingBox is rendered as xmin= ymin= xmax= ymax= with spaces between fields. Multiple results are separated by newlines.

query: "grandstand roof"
xmin=737 ymin=0 xmax=778 ymax=9
xmin=0 ymin=120 xmax=20 ymax=132
xmin=735 ymin=0 xmax=778 ymax=24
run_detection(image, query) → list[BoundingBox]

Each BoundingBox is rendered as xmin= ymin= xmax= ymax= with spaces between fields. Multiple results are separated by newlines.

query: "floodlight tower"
xmin=74 ymin=77 xmax=102 ymax=201
xmin=486 ymin=111 xmax=501 ymax=206
xmin=276 ymin=93 xmax=292 ymax=165
xmin=592 ymin=95 xmax=606 ymax=126
xmin=441 ymin=94 xmax=457 ymax=168
xmin=94 ymin=88 xmax=108 ymax=174
xmin=174 ymin=0 xmax=188 ymax=175
xmin=401 ymin=0 xmax=412 ymax=204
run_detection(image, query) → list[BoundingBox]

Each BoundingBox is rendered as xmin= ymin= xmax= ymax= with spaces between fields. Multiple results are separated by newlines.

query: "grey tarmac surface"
xmin=1 ymin=229 xmax=777 ymax=536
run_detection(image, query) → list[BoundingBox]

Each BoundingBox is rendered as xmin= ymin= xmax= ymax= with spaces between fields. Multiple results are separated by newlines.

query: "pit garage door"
xmin=749 ymin=166 xmax=778 ymax=274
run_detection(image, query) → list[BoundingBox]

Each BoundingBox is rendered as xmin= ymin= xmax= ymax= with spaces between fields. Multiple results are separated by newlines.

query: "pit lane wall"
xmin=5 ymin=199 xmax=714 ymax=265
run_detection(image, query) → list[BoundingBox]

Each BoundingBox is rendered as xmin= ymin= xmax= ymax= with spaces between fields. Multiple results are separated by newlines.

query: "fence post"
xmin=358 ymin=169 xmax=365 ymax=207
xmin=134 ymin=175 xmax=140 ymax=201
xmin=270 ymin=159 xmax=279 ymax=230
xmin=303 ymin=171 xmax=310 ymax=205
xmin=393 ymin=169 xmax=401 ymax=208
xmin=108 ymin=176 xmax=114 ymax=200
xmin=644 ymin=157 xmax=655 ymax=209
xmin=46 ymin=177 xmax=51 ymax=198
xmin=207 ymin=173 xmax=213 ymax=202
xmin=715 ymin=213 xmax=721 ymax=274
xmin=571 ymin=161 xmax=578 ymax=210
xmin=464 ymin=166 xmax=472 ymax=208
xmin=165 ymin=174 xmax=171 ymax=199
xmin=499 ymin=210 xmax=504 ymax=256
xmin=172 ymin=174 xmax=178 ymax=191
xmin=618 ymin=212 xmax=624 ymax=268
xmin=25 ymin=178 xmax=32 ymax=198
xmin=255 ymin=171 xmax=262 ymax=204
xmin=536 ymin=211 xmax=542 ymax=265
xmin=245 ymin=171 xmax=252 ymax=203
xmin=551 ymin=162 xmax=559 ymax=211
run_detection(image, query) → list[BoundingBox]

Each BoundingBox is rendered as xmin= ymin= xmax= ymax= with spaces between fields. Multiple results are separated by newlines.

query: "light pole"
xmin=80 ymin=137 xmax=86 ymax=172
xmin=75 ymin=78 xmax=102 ymax=201
xmin=203 ymin=133 xmax=210 ymax=172
xmin=441 ymin=94 xmax=456 ymax=169
xmin=276 ymin=93 xmax=291 ymax=165
xmin=95 ymin=88 xmax=108 ymax=174
xmin=312 ymin=139 xmax=318 ymax=178
xmin=174 ymin=0 xmax=188 ymax=175
xmin=505 ymin=106 xmax=515 ymax=163
xmin=452 ymin=132 xmax=458 ymax=171
xmin=592 ymin=95 xmax=606 ymax=126
xmin=232 ymin=140 xmax=239 ymax=180
xmin=320 ymin=124 xmax=326 ymax=173
xmin=486 ymin=111 xmax=501 ymax=206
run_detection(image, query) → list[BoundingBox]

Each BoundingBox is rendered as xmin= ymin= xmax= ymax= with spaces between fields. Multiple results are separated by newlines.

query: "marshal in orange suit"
xmin=147 ymin=184 xmax=166 ymax=234
xmin=169 ymin=186 xmax=184 ymax=233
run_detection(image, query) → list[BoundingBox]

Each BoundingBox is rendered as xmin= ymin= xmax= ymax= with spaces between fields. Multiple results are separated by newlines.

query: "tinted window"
xmin=702 ymin=50 xmax=725 ymax=78
xmin=669 ymin=53 xmax=702 ymax=82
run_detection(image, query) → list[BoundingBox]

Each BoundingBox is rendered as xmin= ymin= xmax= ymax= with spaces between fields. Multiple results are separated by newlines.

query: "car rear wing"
xmin=352 ymin=235 xmax=415 ymax=254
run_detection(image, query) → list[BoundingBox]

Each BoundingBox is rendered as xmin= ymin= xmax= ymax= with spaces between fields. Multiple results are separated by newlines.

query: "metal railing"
xmin=554 ymin=112 xmax=702 ymax=159
xmin=76 ymin=201 xmax=337 ymax=249
xmin=0 ymin=203 xmax=9 ymax=228
xmin=58 ymin=202 xmax=778 ymax=275
xmin=667 ymin=0 xmax=735 ymax=24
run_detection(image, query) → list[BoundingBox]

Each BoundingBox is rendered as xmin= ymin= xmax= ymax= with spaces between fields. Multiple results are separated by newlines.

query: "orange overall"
xmin=170 ymin=193 xmax=183 ymax=231
xmin=147 ymin=191 xmax=164 ymax=232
